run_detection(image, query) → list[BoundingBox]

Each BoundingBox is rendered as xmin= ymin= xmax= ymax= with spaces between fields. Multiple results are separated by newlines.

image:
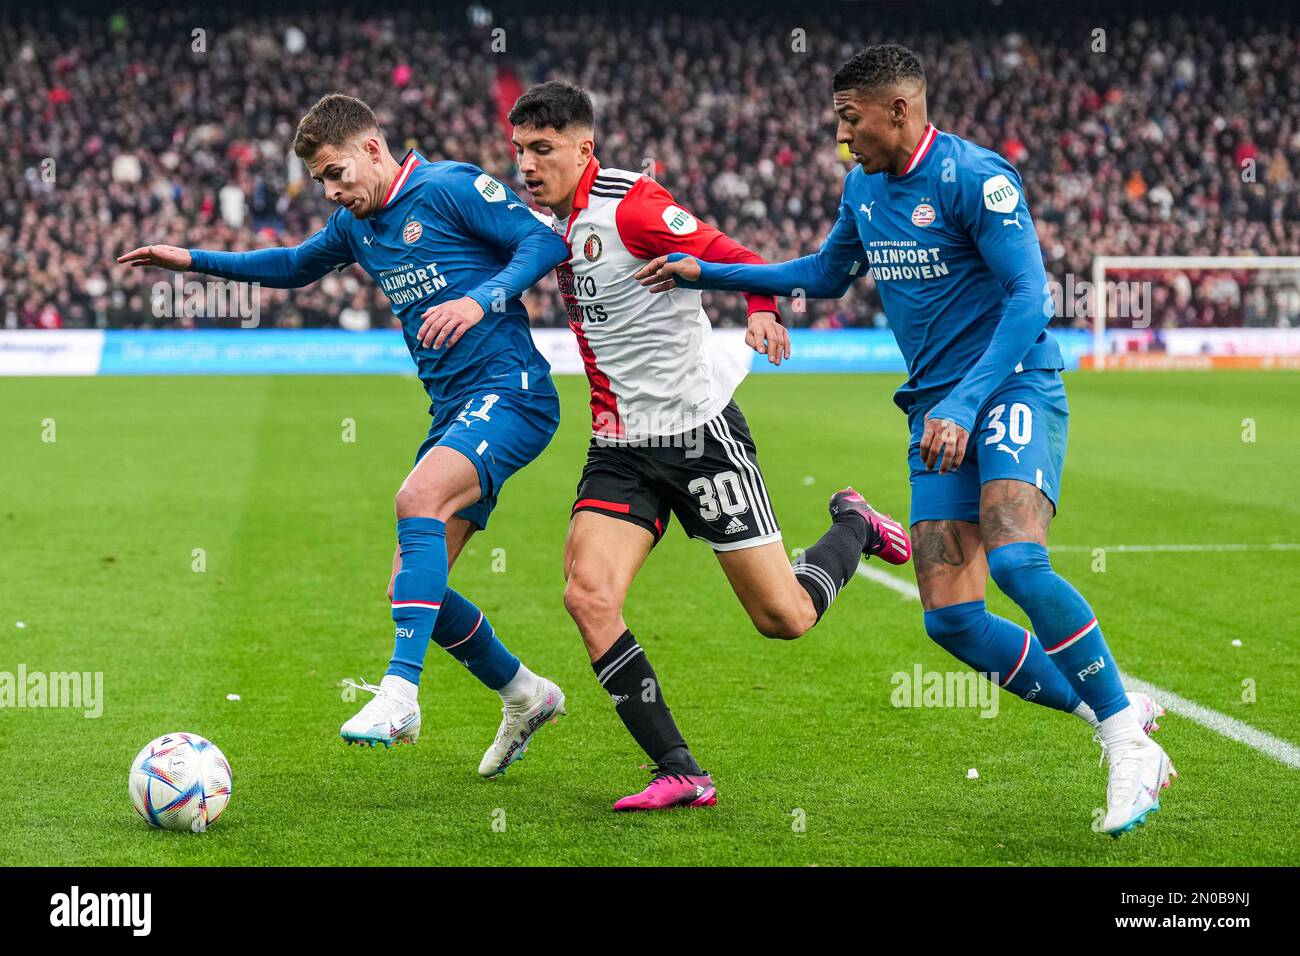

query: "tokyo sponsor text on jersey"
xmin=548 ymin=159 xmax=778 ymax=441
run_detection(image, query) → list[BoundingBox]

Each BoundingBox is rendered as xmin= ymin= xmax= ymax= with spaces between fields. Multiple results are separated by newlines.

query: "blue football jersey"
xmin=832 ymin=127 xmax=1061 ymax=417
xmin=191 ymin=150 xmax=570 ymax=409
xmin=685 ymin=126 xmax=1061 ymax=431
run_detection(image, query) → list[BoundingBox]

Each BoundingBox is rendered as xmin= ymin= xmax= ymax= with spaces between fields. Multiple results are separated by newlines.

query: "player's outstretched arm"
xmin=635 ymin=194 xmax=863 ymax=300
xmin=613 ymin=178 xmax=789 ymax=364
xmin=117 ymin=216 xmax=355 ymax=290
xmin=117 ymin=244 xmax=192 ymax=272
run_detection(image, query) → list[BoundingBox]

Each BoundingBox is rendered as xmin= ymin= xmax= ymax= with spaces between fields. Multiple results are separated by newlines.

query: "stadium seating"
xmin=3 ymin=3 xmax=1297 ymax=331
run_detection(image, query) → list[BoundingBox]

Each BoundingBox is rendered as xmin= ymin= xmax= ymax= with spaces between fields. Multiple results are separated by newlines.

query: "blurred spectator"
xmin=2 ymin=1 xmax=1298 ymax=332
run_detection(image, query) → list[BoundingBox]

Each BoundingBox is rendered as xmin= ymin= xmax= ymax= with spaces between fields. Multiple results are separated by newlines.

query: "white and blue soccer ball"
xmin=129 ymin=732 xmax=233 ymax=832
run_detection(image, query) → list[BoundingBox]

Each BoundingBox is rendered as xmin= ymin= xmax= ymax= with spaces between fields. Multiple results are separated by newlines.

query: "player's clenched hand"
xmin=746 ymin=311 xmax=790 ymax=366
xmin=419 ymin=296 xmax=485 ymax=349
xmin=116 ymin=244 xmax=192 ymax=271
xmin=634 ymin=255 xmax=701 ymax=293
xmin=920 ymin=415 xmax=969 ymax=474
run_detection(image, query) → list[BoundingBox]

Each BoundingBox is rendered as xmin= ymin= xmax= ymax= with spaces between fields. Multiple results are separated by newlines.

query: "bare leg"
xmin=714 ymin=541 xmax=818 ymax=639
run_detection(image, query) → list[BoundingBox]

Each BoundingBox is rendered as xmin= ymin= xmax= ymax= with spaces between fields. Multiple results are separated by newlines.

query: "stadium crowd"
xmin=3 ymin=2 xmax=1299 ymax=332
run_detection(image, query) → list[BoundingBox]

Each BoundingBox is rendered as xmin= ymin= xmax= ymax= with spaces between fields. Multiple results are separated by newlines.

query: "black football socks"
xmin=592 ymin=629 xmax=703 ymax=775
xmin=792 ymin=510 xmax=870 ymax=621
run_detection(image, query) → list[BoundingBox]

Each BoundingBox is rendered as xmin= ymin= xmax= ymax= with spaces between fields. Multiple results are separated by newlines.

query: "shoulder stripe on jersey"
xmin=588 ymin=187 xmax=631 ymax=198
xmin=593 ymin=176 xmax=636 ymax=188
xmin=595 ymin=171 xmax=640 ymax=183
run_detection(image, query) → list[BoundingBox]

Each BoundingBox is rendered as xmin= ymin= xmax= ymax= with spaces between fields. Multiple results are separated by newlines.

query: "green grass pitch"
xmin=1 ymin=370 xmax=1297 ymax=866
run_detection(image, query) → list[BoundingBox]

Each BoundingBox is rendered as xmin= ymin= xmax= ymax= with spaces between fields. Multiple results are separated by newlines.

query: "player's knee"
xmin=922 ymin=601 xmax=987 ymax=652
xmin=986 ymin=541 xmax=1053 ymax=604
xmin=750 ymin=596 xmax=817 ymax=640
xmin=394 ymin=479 xmax=449 ymax=520
xmin=562 ymin=574 xmax=621 ymax=630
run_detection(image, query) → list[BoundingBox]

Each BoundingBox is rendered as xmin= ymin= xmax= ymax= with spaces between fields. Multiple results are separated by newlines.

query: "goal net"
xmin=1084 ymin=256 xmax=1300 ymax=370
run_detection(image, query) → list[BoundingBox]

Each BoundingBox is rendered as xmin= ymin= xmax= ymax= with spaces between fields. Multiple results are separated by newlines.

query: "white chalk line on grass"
xmin=855 ymin=561 xmax=1300 ymax=770
xmin=1050 ymin=543 xmax=1300 ymax=554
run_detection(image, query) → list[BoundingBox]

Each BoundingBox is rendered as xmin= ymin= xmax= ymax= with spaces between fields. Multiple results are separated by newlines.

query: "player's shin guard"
xmin=792 ymin=512 xmax=869 ymax=622
xmin=385 ymin=517 xmax=449 ymax=685
xmin=592 ymin=629 xmax=702 ymax=775
xmin=987 ymin=542 xmax=1129 ymax=721
xmin=431 ymin=588 xmax=520 ymax=690
xmin=922 ymin=601 xmax=1084 ymax=711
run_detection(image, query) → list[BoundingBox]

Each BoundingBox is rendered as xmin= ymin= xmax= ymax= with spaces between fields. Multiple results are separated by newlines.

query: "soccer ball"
xmin=128 ymin=732 xmax=233 ymax=832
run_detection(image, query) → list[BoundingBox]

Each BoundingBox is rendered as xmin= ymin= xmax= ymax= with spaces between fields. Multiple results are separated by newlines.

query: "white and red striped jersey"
xmin=549 ymin=159 xmax=779 ymax=441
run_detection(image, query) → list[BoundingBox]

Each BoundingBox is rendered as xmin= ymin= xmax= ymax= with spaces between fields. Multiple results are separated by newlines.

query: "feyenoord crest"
xmin=583 ymin=232 xmax=603 ymax=262
xmin=911 ymin=203 xmax=936 ymax=227
xmin=403 ymin=219 xmax=423 ymax=244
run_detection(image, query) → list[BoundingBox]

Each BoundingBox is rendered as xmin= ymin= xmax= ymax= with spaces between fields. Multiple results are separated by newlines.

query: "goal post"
xmin=1088 ymin=255 xmax=1300 ymax=370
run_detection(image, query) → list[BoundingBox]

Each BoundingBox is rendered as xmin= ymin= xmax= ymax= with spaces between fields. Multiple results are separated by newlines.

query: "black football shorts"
xmin=572 ymin=400 xmax=782 ymax=551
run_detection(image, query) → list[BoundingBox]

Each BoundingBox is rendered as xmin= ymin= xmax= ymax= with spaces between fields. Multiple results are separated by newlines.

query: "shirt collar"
xmin=382 ymin=149 xmax=421 ymax=208
xmin=570 ymin=156 xmax=602 ymax=211
xmin=893 ymin=124 xmax=938 ymax=178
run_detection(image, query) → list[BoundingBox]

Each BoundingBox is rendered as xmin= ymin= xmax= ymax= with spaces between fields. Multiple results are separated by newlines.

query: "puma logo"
xmin=1002 ymin=214 xmax=1022 ymax=229
xmin=996 ymin=443 xmax=1026 ymax=463
xmin=860 ymin=201 xmax=876 ymax=221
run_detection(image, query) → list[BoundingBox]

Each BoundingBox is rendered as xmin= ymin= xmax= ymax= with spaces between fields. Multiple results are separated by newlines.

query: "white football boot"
xmin=1099 ymin=733 xmax=1176 ymax=836
xmin=1128 ymin=691 xmax=1165 ymax=736
xmin=478 ymin=677 xmax=566 ymax=777
xmin=340 ymin=677 xmax=420 ymax=748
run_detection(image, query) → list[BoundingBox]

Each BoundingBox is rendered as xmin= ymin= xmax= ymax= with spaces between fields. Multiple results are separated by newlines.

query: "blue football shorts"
xmin=414 ymin=377 xmax=561 ymax=530
xmin=907 ymin=369 xmax=1069 ymax=526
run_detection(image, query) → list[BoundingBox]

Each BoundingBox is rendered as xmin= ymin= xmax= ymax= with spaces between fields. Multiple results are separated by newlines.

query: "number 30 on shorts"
xmin=688 ymin=471 xmax=749 ymax=522
xmin=983 ymin=403 xmax=1032 ymax=446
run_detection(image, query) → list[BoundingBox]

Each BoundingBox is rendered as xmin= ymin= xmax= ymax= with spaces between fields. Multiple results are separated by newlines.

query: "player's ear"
xmin=891 ymin=94 xmax=908 ymax=126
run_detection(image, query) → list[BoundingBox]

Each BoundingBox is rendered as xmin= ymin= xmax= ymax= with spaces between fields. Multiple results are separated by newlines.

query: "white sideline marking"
xmin=855 ymin=561 xmax=922 ymax=599
xmin=1050 ymin=544 xmax=1300 ymax=554
xmin=1121 ymin=677 xmax=1300 ymax=770
xmin=855 ymin=561 xmax=1300 ymax=769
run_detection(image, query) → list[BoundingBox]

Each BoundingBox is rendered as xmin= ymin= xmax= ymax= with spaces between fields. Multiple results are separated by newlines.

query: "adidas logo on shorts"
xmin=724 ymin=516 xmax=749 ymax=535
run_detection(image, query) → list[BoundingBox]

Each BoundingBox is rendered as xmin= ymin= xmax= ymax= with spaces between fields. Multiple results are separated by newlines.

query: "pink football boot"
xmin=829 ymin=487 xmax=912 ymax=565
xmin=613 ymin=769 xmax=717 ymax=812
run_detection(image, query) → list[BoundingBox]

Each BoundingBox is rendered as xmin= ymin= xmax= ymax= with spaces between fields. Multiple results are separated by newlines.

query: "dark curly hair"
xmin=832 ymin=44 xmax=926 ymax=94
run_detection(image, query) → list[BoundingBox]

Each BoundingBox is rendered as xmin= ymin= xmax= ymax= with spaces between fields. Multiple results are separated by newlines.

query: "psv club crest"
xmin=403 ymin=219 xmax=423 ymax=244
xmin=911 ymin=203 xmax=936 ymax=227
xmin=583 ymin=231 xmax=603 ymax=262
